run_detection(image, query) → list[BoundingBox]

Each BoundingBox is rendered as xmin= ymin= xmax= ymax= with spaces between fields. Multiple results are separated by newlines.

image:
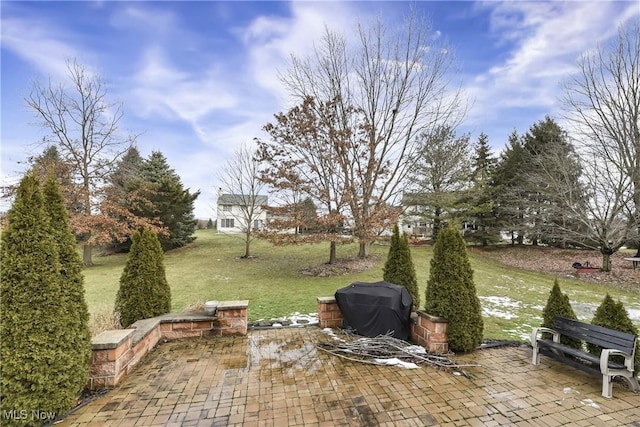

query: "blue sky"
xmin=1 ymin=1 xmax=638 ymax=219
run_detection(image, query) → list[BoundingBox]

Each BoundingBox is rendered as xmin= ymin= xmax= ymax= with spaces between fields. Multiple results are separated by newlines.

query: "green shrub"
xmin=541 ymin=278 xmax=582 ymax=349
xmin=0 ymin=175 xmax=79 ymax=425
xmin=42 ymin=176 xmax=92 ymax=406
xmin=424 ymin=223 xmax=483 ymax=352
xmin=383 ymin=224 xmax=420 ymax=308
xmin=587 ymin=294 xmax=639 ymax=373
xmin=115 ymin=229 xmax=172 ymax=327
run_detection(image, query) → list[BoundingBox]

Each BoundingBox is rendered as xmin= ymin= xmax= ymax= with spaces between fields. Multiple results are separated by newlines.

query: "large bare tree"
xmin=279 ymin=13 xmax=466 ymax=257
xmin=26 ymin=59 xmax=135 ymax=266
xmin=257 ymin=97 xmax=351 ymax=264
xmin=534 ymin=142 xmax=635 ymax=271
xmin=217 ymin=143 xmax=267 ymax=258
xmin=562 ymin=21 xmax=640 ymax=256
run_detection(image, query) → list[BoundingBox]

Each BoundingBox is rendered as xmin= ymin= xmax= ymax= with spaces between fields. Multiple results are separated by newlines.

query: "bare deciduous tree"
xmin=562 ymin=21 xmax=640 ymax=256
xmin=280 ymin=13 xmax=466 ymax=257
xmin=257 ymin=97 xmax=351 ymax=264
xmin=217 ymin=143 xmax=267 ymax=258
xmin=535 ymin=143 xmax=635 ymax=271
xmin=26 ymin=59 xmax=135 ymax=266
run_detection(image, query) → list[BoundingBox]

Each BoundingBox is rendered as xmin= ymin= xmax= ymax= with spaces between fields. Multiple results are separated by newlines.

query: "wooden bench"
xmin=623 ymin=257 xmax=640 ymax=270
xmin=531 ymin=316 xmax=639 ymax=398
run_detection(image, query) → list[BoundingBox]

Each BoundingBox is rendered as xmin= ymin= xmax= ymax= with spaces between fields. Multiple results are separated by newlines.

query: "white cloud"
xmin=463 ymin=1 xmax=637 ymax=135
xmin=241 ymin=2 xmax=369 ymax=105
xmin=0 ymin=17 xmax=81 ymax=79
xmin=130 ymin=46 xmax=239 ymax=134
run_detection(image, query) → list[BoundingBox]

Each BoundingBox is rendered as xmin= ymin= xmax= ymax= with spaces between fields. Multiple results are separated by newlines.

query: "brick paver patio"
xmin=60 ymin=327 xmax=640 ymax=426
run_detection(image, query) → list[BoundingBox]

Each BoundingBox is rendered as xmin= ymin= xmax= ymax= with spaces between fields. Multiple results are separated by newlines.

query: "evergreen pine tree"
xmin=587 ymin=294 xmax=639 ymax=373
xmin=462 ymin=133 xmax=500 ymax=246
xmin=115 ymin=228 xmax=172 ymax=327
xmin=138 ymin=151 xmax=199 ymax=251
xmin=383 ymin=224 xmax=420 ymax=308
xmin=42 ymin=176 xmax=92 ymax=398
xmin=541 ymin=278 xmax=581 ymax=349
xmin=0 ymin=175 xmax=78 ymax=425
xmin=493 ymin=131 xmax=528 ymax=245
xmin=424 ymin=224 xmax=483 ymax=352
xmin=521 ymin=117 xmax=584 ymax=247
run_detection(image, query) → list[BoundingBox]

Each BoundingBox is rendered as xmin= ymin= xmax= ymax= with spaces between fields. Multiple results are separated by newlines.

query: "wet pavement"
xmin=60 ymin=327 xmax=640 ymax=426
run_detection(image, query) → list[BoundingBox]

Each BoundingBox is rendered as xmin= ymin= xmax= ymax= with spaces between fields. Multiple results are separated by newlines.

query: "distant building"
xmin=400 ymin=192 xmax=431 ymax=238
xmin=216 ymin=193 xmax=268 ymax=233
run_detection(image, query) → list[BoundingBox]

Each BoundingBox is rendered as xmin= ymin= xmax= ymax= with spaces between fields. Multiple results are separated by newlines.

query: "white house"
xmin=216 ymin=193 xmax=268 ymax=233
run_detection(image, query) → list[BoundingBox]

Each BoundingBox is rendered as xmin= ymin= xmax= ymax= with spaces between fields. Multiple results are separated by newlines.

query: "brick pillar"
xmin=213 ymin=300 xmax=249 ymax=335
xmin=317 ymin=296 xmax=343 ymax=328
xmin=89 ymin=329 xmax=135 ymax=390
xmin=411 ymin=311 xmax=449 ymax=354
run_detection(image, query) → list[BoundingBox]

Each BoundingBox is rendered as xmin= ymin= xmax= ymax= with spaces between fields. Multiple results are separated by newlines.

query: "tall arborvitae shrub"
xmin=541 ymin=278 xmax=582 ymax=349
xmin=424 ymin=224 xmax=483 ymax=352
xmin=0 ymin=175 xmax=76 ymax=425
xmin=587 ymin=294 xmax=639 ymax=373
xmin=43 ymin=176 xmax=92 ymax=397
xmin=383 ymin=224 xmax=420 ymax=308
xmin=115 ymin=229 xmax=172 ymax=327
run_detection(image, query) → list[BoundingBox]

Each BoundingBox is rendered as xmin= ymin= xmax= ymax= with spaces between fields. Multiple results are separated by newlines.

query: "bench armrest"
xmin=600 ymin=348 xmax=634 ymax=373
xmin=530 ymin=327 xmax=559 ymax=346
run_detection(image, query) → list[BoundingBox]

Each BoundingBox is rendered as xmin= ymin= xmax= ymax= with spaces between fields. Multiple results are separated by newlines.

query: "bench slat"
xmin=553 ymin=317 xmax=636 ymax=353
xmin=537 ymin=340 xmax=628 ymax=369
xmin=539 ymin=348 xmax=601 ymax=376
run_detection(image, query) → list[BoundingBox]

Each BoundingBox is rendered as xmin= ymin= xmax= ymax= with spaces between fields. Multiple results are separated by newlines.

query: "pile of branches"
xmin=317 ymin=330 xmax=478 ymax=376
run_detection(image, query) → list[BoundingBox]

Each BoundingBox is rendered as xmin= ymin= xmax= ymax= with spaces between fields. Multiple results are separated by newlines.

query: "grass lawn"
xmin=84 ymin=230 xmax=640 ymax=341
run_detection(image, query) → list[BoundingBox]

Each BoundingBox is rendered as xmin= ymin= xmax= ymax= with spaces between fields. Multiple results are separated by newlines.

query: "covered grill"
xmin=334 ymin=281 xmax=413 ymax=340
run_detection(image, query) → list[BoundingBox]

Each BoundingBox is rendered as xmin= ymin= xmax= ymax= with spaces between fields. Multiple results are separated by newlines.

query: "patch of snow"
xmin=404 ymin=345 xmax=427 ymax=355
xmin=287 ymin=312 xmax=319 ymax=326
xmin=581 ymin=399 xmax=600 ymax=409
xmin=321 ymin=328 xmax=346 ymax=343
xmin=482 ymin=308 xmax=517 ymax=320
xmin=480 ymin=296 xmax=521 ymax=308
xmin=627 ymin=308 xmax=640 ymax=322
xmin=373 ymin=358 xmax=419 ymax=369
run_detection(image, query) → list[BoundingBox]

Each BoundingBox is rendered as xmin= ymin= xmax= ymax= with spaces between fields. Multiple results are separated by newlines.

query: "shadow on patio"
xmin=59 ymin=327 xmax=640 ymax=426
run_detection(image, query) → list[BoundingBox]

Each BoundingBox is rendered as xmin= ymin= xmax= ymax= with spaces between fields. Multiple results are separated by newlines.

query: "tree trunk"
xmin=601 ymin=251 xmax=612 ymax=272
xmin=358 ymin=241 xmax=370 ymax=258
xmin=328 ymin=241 xmax=336 ymax=264
xmin=83 ymin=243 xmax=93 ymax=267
xmin=433 ymin=207 xmax=442 ymax=242
xmin=243 ymin=230 xmax=251 ymax=258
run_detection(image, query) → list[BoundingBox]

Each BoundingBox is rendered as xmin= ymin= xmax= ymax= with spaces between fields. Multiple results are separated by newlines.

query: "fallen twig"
xmin=317 ymin=330 xmax=479 ymax=377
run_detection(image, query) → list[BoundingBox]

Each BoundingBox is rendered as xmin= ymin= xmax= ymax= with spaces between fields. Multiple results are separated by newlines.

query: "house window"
xmin=222 ymin=205 xmax=232 ymax=212
xmin=221 ymin=219 xmax=234 ymax=228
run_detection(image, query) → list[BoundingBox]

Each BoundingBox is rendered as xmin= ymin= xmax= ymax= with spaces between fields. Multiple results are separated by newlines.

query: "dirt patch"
xmin=473 ymin=246 xmax=639 ymax=293
xmin=300 ymin=256 xmax=379 ymax=277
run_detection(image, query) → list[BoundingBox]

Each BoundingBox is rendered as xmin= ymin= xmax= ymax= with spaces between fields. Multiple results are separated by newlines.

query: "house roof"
xmin=218 ymin=194 xmax=268 ymax=206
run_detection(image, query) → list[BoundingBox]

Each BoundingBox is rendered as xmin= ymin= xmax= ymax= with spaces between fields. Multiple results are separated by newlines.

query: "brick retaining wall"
xmin=89 ymin=300 xmax=248 ymax=389
xmin=317 ymin=296 xmax=449 ymax=353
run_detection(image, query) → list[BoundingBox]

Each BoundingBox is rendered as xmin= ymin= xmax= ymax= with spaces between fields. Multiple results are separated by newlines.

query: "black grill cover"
xmin=335 ymin=281 xmax=413 ymax=340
